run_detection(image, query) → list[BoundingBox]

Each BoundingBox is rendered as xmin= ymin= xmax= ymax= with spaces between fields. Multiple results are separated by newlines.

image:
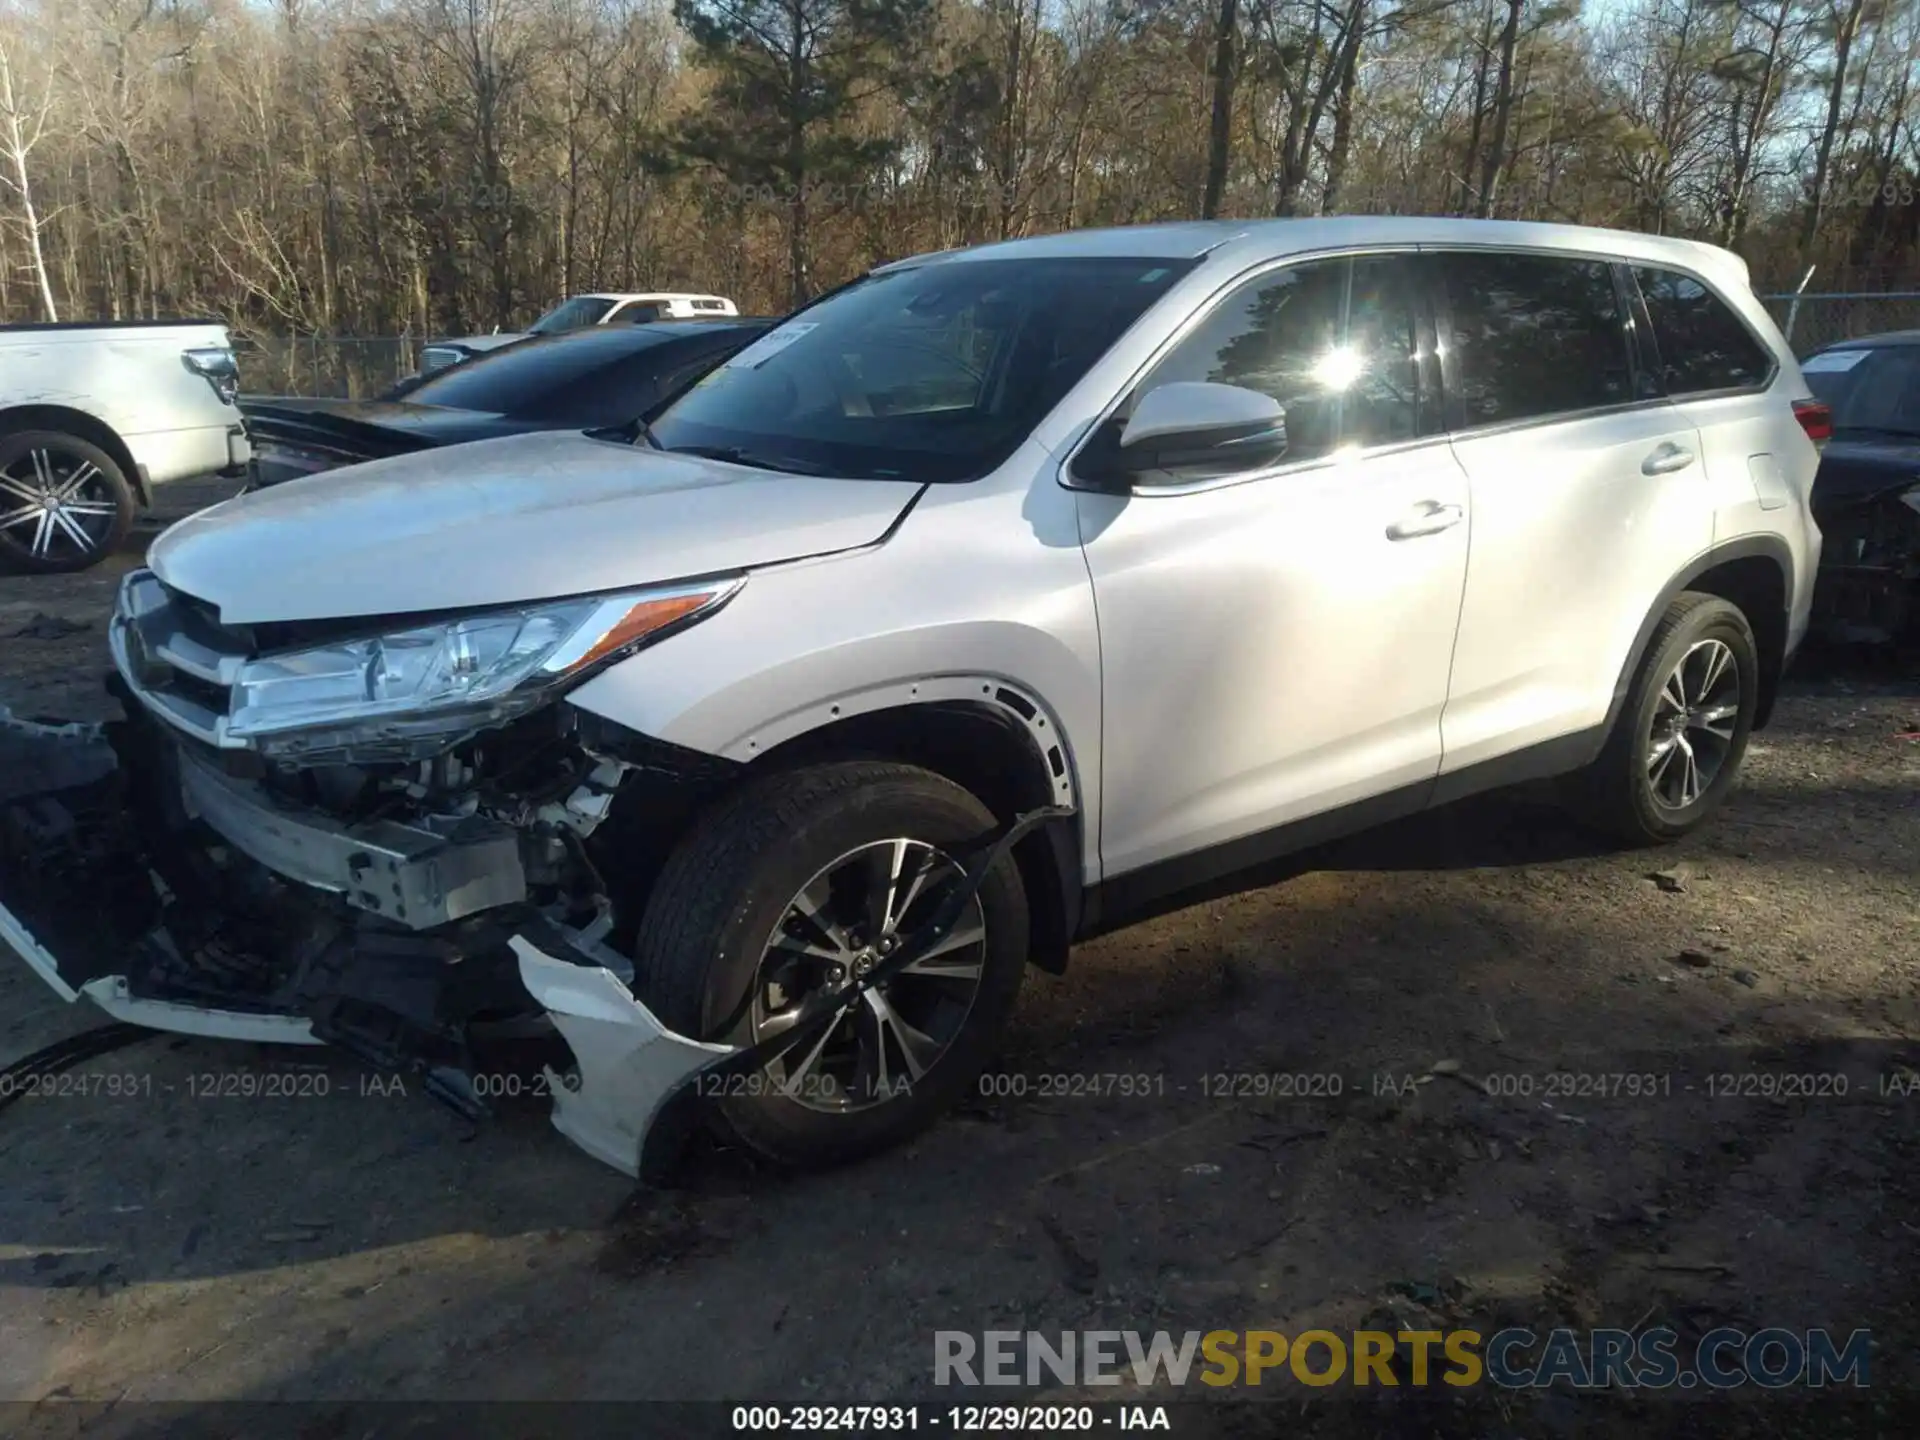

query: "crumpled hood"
xmin=150 ymin=431 xmax=924 ymax=623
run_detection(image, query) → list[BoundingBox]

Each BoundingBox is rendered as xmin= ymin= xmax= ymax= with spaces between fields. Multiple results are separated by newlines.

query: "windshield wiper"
xmin=664 ymin=444 xmax=834 ymax=476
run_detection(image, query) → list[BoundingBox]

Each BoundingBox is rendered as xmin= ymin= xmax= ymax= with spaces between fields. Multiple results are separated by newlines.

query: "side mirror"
xmin=1116 ymin=381 xmax=1288 ymax=478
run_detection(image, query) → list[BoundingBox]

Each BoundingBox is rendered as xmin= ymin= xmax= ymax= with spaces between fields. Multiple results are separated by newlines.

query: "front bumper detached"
xmin=0 ymin=706 xmax=741 ymax=1178
xmin=177 ymin=745 xmax=528 ymax=930
xmin=0 ymin=706 xmax=1066 ymax=1178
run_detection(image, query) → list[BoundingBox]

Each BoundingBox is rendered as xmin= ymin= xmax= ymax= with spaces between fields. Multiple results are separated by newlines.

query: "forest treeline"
xmin=1 ymin=0 xmax=1916 ymax=339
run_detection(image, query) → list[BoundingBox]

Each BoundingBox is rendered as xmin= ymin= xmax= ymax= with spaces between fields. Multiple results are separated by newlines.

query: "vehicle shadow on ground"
xmin=15 ymin=921 xmax=1913 ymax=1415
xmin=3 ymin=658 xmax=1916 ymax=1415
xmin=0 ymin=696 xmax=1908 ymax=1290
xmin=0 ymin=795 xmax=1909 ymax=1270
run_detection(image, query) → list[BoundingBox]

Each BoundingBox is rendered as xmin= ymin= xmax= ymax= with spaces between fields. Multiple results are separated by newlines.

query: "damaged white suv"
xmin=0 ymin=219 xmax=1823 ymax=1177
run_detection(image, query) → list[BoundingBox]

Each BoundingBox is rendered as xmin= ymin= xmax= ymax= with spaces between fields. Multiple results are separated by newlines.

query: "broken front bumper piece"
xmin=0 ymin=707 xmax=1068 ymax=1177
xmin=0 ymin=707 xmax=740 ymax=1177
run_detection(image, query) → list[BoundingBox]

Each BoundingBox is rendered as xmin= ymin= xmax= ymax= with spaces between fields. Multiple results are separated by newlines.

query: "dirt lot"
xmin=1 ymin=483 xmax=1916 ymax=1436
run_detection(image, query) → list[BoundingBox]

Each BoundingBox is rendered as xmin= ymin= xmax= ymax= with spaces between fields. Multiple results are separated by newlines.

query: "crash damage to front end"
xmin=2 ymin=566 xmax=1052 ymax=1178
xmin=0 ymin=569 xmax=758 ymax=1178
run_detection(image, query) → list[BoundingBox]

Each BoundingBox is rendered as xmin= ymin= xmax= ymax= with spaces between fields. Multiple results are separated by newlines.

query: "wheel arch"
xmin=735 ymin=680 xmax=1083 ymax=976
xmin=1609 ymin=536 xmax=1793 ymax=735
xmin=0 ymin=405 xmax=146 ymax=507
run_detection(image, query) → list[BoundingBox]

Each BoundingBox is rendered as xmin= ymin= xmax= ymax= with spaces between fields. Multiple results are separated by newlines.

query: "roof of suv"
xmin=897 ymin=217 xmax=1751 ymax=287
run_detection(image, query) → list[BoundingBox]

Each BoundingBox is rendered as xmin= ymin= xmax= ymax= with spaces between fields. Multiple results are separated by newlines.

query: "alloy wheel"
xmin=0 ymin=447 xmax=121 ymax=563
xmin=1645 ymin=637 xmax=1742 ymax=810
xmin=751 ymin=837 xmax=988 ymax=1113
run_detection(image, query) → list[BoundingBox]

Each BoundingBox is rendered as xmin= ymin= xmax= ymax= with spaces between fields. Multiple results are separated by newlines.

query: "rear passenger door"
xmin=1436 ymin=250 xmax=1710 ymax=779
xmin=1629 ymin=264 xmax=1788 ymax=535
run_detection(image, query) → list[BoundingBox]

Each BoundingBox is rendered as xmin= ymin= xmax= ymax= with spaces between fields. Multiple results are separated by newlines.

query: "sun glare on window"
xmin=1313 ymin=345 xmax=1364 ymax=390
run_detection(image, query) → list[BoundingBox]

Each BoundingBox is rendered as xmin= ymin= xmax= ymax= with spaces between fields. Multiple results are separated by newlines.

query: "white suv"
xmin=0 ymin=219 xmax=1822 ymax=1176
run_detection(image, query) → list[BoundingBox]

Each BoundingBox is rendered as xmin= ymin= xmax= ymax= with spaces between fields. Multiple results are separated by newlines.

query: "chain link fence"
xmin=1759 ymin=293 xmax=1920 ymax=356
xmin=233 ymin=336 xmax=422 ymax=399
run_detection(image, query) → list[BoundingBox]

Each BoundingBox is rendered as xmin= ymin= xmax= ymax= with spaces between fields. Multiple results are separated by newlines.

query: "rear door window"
xmin=1438 ymin=252 xmax=1634 ymax=426
xmin=1630 ymin=266 xmax=1774 ymax=394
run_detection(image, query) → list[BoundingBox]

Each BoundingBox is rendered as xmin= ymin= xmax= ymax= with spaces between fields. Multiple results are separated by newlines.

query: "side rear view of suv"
xmin=0 ymin=218 xmax=1822 ymax=1177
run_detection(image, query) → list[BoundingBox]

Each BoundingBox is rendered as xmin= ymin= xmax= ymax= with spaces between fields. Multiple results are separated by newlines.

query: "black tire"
xmin=631 ymin=761 xmax=1029 ymax=1169
xmin=0 ymin=430 xmax=135 ymax=574
xmin=1571 ymin=591 xmax=1759 ymax=845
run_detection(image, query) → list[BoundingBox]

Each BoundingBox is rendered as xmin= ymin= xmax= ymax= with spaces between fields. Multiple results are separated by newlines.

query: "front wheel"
xmin=1571 ymin=592 xmax=1759 ymax=844
xmin=0 ymin=430 xmax=135 ymax=574
xmin=630 ymin=761 xmax=1030 ymax=1168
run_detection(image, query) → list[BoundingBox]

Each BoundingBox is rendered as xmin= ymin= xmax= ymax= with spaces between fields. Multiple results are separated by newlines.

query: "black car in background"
xmin=241 ymin=319 xmax=772 ymax=490
xmin=1800 ymin=332 xmax=1920 ymax=645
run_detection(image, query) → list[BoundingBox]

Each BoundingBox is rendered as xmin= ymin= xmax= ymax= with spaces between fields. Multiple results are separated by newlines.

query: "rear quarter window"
xmin=1631 ymin=266 xmax=1774 ymax=394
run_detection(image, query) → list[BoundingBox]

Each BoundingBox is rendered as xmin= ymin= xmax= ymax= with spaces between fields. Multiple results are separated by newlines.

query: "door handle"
xmin=1641 ymin=442 xmax=1696 ymax=475
xmin=1386 ymin=500 xmax=1465 ymax=541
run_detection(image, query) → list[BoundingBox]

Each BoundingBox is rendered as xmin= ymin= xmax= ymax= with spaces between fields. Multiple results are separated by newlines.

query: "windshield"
xmin=1804 ymin=345 xmax=1920 ymax=437
xmin=647 ymin=256 xmax=1197 ymax=482
xmin=529 ymin=296 xmax=618 ymax=335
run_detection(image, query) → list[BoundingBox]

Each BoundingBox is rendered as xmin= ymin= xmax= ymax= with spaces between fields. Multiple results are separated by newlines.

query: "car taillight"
xmin=1793 ymin=398 xmax=1832 ymax=445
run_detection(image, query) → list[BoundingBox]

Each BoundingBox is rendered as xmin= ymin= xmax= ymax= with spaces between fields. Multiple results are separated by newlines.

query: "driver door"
xmin=1073 ymin=252 xmax=1472 ymax=882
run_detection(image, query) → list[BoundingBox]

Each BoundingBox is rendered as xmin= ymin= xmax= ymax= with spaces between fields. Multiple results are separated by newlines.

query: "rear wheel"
xmin=0 ymin=431 xmax=134 ymax=574
xmin=630 ymin=761 xmax=1029 ymax=1168
xmin=1571 ymin=592 xmax=1759 ymax=844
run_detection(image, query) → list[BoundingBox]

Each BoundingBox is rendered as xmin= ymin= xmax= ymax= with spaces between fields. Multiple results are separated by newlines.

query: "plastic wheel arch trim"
xmin=717 ymin=675 xmax=1081 ymax=814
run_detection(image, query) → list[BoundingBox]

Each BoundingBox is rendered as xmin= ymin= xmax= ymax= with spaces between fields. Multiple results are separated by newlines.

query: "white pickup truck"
xmin=0 ymin=320 xmax=250 ymax=573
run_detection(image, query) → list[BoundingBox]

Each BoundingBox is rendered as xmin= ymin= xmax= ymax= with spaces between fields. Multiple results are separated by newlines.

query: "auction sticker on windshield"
xmin=1802 ymin=349 xmax=1870 ymax=372
xmin=724 ymin=322 xmax=818 ymax=370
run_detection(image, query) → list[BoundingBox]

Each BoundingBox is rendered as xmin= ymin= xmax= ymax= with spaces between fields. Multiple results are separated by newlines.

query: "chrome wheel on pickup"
xmin=0 ymin=431 xmax=135 ymax=575
xmin=631 ymin=761 xmax=1030 ymax=1167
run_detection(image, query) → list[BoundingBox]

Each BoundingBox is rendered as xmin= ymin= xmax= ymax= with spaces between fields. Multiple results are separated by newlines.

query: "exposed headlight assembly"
xmin=226 ymin=577 xmax=741 ymax=752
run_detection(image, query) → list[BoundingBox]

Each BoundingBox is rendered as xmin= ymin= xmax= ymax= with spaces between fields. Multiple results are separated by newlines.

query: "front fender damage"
xmin=2 ymin=702 xmax=1071 ymax=1179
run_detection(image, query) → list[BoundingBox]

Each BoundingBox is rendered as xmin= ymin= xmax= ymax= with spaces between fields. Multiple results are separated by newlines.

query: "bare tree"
xmin=0 ymin=28 xmax=58 ymax=320
xmin=1801 ymin=0 xmax=1883 ymax=249
xmin=0 ymin=0 xmax=1912 ymax=343
xmin=1202 ymin=0 xmax=1242 ymax=217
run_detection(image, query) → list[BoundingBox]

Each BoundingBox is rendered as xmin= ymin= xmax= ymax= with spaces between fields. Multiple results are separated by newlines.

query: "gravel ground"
xmin=0 ymin=484 xmax=1916 ymax=1436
